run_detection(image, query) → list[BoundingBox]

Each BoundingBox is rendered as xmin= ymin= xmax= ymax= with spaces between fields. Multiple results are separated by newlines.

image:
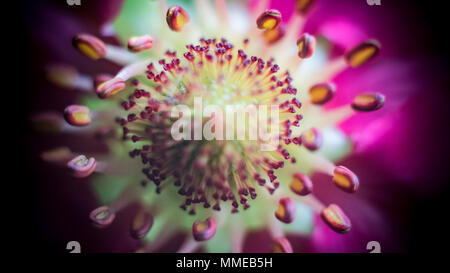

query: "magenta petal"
xmin=305 ymin=171 xmax=407 ymax=252
xmin=349 ymin=90 xmax=450 ymax=193
xmin=317 ymin=18 xmax=368 ymax=57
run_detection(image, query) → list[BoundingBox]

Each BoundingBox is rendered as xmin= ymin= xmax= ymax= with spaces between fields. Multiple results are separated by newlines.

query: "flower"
xmin=29 ymin=0 xmax=447 ymax=253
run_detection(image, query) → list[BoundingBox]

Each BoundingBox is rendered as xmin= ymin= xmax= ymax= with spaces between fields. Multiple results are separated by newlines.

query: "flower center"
xmin=116 ymin=38 xmax=302 ymax=215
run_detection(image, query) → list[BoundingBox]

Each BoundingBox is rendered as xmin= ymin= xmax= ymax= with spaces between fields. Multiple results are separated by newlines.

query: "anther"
xmin=320 ymin=204 xmax=351 ymax=234
xmin=41 ymin=147 xmax=72 ymax=163
xmin=166 ymin=5 xmax=190 ymax=32
xmin=127 ymin=35 xmax=154 ymax=53
xmin=46 ymin=64 xmax=78 ymax=88
xmin=351 ymin=93 xmax=385 ymax=112
xmin=96 ymin=77 xmax=126 ymax=98
xmin=345 ymin=40 xmax=381 ymax=68
xmin=301 ymin=127 xmax=323 ymax=151
xmin=130 ymin=210 xmax=154 ymax=239
xmin=309 ymin=82 xmax=336 ymax=105
xmin=94 ymin=74 xmax=113 ymax=90
xmin=290 ymin=173 xmax=313 ymax=196
xmin=63 ymin=105 xmax=91 ymax=126
xmin=297 ymin=33 xmax=316 ymax=59
xmin=89 ymin=206 xmax=115 ymax=228
xmin=275 ymin=197 xmax=296 ymax=224
xmin=72 ymin=34 xmax=106 ymax=60
xmin=257 ymin=9 xmax=282 ymax=31
xmin=192 ymin=217 xmax=217 ymax=241
xmin=67 ymin=155 xmax=97 ymax=178
xmin=332 ymin=166 xmax=359 ymax=193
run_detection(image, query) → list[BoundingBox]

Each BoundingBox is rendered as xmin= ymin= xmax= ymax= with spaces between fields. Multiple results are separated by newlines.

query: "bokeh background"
xmin=19 ymin=0 xmax=450 ymax=253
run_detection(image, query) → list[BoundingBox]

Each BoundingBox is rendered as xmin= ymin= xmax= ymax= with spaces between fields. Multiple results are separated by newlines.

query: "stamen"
xmin=320 ymin=204 xmax=351 ymax=234
xmin=40 ymin=147 xmax=73 ymax=163
xmin=297 ymin=195 xmax=326 ymax=213
xmin=116 ymin=59 xmax=150 ymax=81
xmin=96 ymin=77 xmax=126 ymax=98
xmin=351 ymin=93 xmax=385 ymax=112
xmin=192 ymin=217 xmax=217 ymax=241
xmin=46 ymin=64 xmax=78 ymax=88
xmin=63 ymin=105 xmax=91 ymax=126
xmin=32 ymin=112 xmax=64 ymax=132
xmin=306 ymin=57 xmax=347 ymax=86
xmin=276 ymin=11 xmax=305 ymax=51
xmin=72 ymin=34 xmax=106 ymax=60
xmin=89 ymin=206 xmax=115 ymax=228
xmin=94 ymin=125 xmax=116 ymax=141
xmin=231 ymin=222 xmax=245 ymax=253
xmin=309 ymin=82 xmax=336 ymax=105
xmin=177 ymin=238 xmax=200 ymax=253
xmin=301 ymin=127 xmax=323 ymax=151
xmin=295 ymin=0 xmax=316 ymax=15
xmin=93 ymin=74 xmax=114 ymax=90
xmin=272 ymin=237 xmax=293 ymax=253
xmin=256 ymin=9 xmax=282 ymax=31
xmin=67 ymin=155 xmax=97 ymax=178
xmin=303 ymin=152 xmax=335 ymax=176
xmin=290 ymin=173 xmax=313 ymax=196
xmin=268 ymin=216 xmax=284 ymax=238
xmin=297 ymin=33 xmax=316 ymax=59
xmin=136 ymin=224 xmax=176 ymax=253
xmin=345 ymin=40 xmax=381 ymax=68
xmin=316 ymin=105 xmax=354 ymax=127
xmin=332 ymin=166 xmax=359 ymax=193
xmin=127 ymin=35 xmax=154 ymax=53
xmin=166 ymin=5 xmax=190 ymax=32
xmin=275 ymin=197 xmax=296 ymax=224
xmin=105 ymin=44 xmax=140 ymax=65
xmin=130 ymin=210 xmax=154 ymax=239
